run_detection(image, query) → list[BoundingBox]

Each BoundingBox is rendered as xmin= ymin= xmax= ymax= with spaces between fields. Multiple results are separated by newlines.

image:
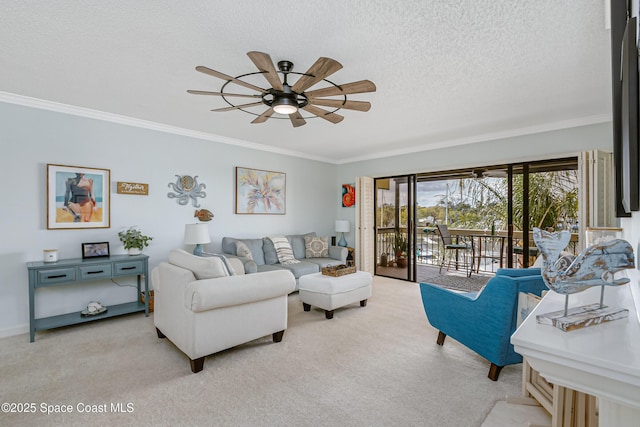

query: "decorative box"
xmin=321 ymin=265 xmax=356 ymax=277
xmin=140 ymin=290 xmax=154 ymax=312
xmin=585 ymin=227 xmax=622 ymax=247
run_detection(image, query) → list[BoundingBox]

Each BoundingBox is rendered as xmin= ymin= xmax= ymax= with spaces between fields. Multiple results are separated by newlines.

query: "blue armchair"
xmin=420 ymin=268 xmax=547 ymax=380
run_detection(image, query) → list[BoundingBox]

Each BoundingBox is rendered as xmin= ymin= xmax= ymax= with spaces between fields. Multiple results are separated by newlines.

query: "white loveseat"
xmin=151 ymin=249 xmax=296 ymax=373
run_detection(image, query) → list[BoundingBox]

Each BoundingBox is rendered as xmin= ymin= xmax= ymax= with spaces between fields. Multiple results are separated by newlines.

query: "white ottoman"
xmin=298 ymin=271 xmax=372 ymax=319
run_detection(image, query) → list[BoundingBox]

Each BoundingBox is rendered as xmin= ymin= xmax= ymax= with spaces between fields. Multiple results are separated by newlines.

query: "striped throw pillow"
xmin=269 ymin=236 xmax=300 ymax=265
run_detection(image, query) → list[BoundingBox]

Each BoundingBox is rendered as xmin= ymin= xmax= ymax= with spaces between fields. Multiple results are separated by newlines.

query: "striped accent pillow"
xmin=269 ymin=236 xmax=300 ymax=265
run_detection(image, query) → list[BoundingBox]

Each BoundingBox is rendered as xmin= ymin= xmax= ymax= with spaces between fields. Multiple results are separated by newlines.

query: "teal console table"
xmin=27 ymin=254 xmax=149 ymax=342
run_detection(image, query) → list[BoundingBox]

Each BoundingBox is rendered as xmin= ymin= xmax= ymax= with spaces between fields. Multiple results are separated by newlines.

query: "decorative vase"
xmin=128 ymin=248 xmax=141 ymax=256
xmin=380 ymin=253 xmax=388 ymax=267
xmin=397 ymin=257 xmax=407 ymax=268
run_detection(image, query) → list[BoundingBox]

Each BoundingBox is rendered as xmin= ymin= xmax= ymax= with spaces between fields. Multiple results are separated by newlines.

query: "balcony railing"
xmin=376 ymin=227 xmax=579 ymax=274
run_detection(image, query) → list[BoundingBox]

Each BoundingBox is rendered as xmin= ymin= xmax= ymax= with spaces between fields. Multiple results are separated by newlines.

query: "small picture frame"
xmin=82 ymin=242 xmax=110 ymax=259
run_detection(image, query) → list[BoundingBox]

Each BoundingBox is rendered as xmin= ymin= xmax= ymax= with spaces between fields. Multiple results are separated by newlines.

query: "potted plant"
xmin=393 ymin=231 xmax=408 ymax=268
xmin=118 ymin=226 xmax=153 ymax=255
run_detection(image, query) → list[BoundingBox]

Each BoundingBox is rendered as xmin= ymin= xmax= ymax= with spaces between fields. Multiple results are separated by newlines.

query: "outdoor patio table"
xmin=468 ymin=234 xmax=507 ymax=273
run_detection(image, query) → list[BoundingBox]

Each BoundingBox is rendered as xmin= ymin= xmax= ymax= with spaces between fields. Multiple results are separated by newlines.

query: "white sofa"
xmin=151 ymin=249 xmax=296 ymax=373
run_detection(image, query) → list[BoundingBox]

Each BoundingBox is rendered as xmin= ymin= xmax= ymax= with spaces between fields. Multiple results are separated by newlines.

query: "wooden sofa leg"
xmin=488 ymin=363 xmax=503 ymax=381
xmin=303 ymin=302 xmax=311 ymax=311
xmin=156 ymin=328 xmax=166 ymax=339
xmin=325 ymin=310 xmax=334 ymax=319
xmin=190 ymin=357 xmax=205 ymax=373
xmin=273 ymin=330 xmax=285 ymax=342
xmin=360 ymin=299 xmax=368 ymax=307
xmin=436 ymin=331 xmax=446 ymax=346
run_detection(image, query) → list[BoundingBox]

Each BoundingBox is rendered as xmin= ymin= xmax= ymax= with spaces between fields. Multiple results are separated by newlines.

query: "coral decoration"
xmin=342 ymin=184 xmax=355 ymax=207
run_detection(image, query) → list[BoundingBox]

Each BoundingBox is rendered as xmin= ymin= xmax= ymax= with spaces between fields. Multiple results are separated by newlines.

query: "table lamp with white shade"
xmin=335 ymin=220 xmax=350 ymax=247
xmin=184 ymin=223 xmax=211 ymax=256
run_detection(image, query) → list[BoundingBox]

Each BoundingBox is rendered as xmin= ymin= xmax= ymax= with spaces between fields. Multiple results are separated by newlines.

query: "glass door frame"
xmin=415 ymin=157 xmax=578 ymax=272
xmin=374 ymin=174 xmax=416 ymax=282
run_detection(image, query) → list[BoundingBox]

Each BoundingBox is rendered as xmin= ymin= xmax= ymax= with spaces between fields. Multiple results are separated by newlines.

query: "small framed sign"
xmin=82 ymin=242 xmax=110 ymax=259
xmin=117 ymin=182 xmax=149 ymax=195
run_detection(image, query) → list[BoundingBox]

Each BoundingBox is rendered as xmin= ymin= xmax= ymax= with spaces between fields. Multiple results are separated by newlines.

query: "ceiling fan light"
xmin=272 ymin=97 xmax=298 ymax=115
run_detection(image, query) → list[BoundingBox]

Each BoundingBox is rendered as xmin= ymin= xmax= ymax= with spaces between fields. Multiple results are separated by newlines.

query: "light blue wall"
xmin=0 ymin=100 xmax=614 ymax=338
xmin=334 ymin=122 xmax=613 ymax=247
xmin=0 ymin=102 xmax=337 ymax=337
xmin=339 ymin=122 xmax=612 ymax=178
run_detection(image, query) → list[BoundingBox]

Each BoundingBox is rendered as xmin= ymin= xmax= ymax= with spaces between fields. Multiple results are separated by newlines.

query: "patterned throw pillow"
xmin=304 ymin=236 xmax=329 ymax=258
xmin=269 ymin=236 xmax=300 ymax=264
xmin=235 ymin=241 xmax=254 ymax=260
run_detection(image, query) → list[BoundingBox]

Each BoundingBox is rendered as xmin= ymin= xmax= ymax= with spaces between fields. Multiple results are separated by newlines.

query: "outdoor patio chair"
xmin=420 ymin=268 xmax=547 ymax=380
xmin=436 ymin=224 xmax=472 ymax=277
xmin=513 ymin=245 xmax=539 ymax=267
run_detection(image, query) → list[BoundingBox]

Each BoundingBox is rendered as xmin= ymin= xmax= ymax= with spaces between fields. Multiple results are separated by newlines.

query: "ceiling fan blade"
xmin=211 ymin=101 xmax=264 ymax=112
xmin=304 ymin=80 xmax=376 ymax=98
xmin=251 ymin=108 xmax=275 ymax=124
xmin=289 ymin=111 xmax=306 ymax=127
xmin=195 ymin=66 xmax=267 ymax=93
xmin=247 ymin=51 xmax=284 ymax=91
xmin=302 ymin=105 xmax=344 ymax=124
xmin=291 ymin=57 xmax=343 ymax=93
xmin=187 ymin=90 xmax=262 ymax=98
xmin=308 ymin=98 xmax=371 ymax=112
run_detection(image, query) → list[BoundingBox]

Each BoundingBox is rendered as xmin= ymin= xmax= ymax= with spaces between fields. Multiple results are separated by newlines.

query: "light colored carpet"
xmin=482 ymin=400 xmax=551 ymax=427
xmin=416 ymin=264 xmax=491 ymax=292
xmin=1 ymin=276 xmax=522 ymax=426
xmin=377 ymin=264 xmax=491 ymax=292
xmin=419 ymin=272 xmax=491 ymax=293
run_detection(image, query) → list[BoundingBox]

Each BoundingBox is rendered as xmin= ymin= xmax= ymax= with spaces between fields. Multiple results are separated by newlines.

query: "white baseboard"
xmin=0 ymin=323 xmax=28 ymax=339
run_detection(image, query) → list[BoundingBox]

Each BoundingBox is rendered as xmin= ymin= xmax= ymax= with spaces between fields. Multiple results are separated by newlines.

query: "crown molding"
xmin=336 ymin=114 xmax=613 ymax=164
xmin=0 ymin=91 xmax=335 ymax=164
xmin=1 ymin=91 xmax=611 ymax=166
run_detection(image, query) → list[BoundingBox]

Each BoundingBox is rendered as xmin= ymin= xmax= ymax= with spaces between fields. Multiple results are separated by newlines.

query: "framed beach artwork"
xmin=47 ymin=164 xmax=110 ymax=229
xmin=235 ymin=167 xmax=286 ymax=214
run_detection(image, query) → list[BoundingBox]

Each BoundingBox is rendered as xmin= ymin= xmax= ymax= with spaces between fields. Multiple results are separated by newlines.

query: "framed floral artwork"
xmin=342 ymin=183 xmax=355 ymax=207
xmin=235 ymin=167 xmax=286 ymax=214
xmin=47 ymin=164 xmax=110 ymax=229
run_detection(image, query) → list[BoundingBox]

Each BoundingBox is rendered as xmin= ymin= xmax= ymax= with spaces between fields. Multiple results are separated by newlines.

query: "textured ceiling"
xmin=0 ymin=0 xmax=612 ymax=163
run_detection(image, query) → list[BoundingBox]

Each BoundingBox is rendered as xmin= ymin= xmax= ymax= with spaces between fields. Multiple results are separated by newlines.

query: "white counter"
xmin=511 ymin=271 xmax=640 ymax=426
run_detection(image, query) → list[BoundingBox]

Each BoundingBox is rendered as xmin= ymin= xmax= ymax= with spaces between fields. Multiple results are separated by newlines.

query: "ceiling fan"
xmin=187 ymin=51 xmax=376 ymax=127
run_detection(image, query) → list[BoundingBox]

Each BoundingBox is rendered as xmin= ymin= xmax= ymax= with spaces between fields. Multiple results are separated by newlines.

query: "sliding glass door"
xmin=373 ymin=157 xmax=580 ymax=281
xmin=413 ymin=158 xmax=579 ymax=273
xmin=374 ymin=175 xmax=415 ymax=281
